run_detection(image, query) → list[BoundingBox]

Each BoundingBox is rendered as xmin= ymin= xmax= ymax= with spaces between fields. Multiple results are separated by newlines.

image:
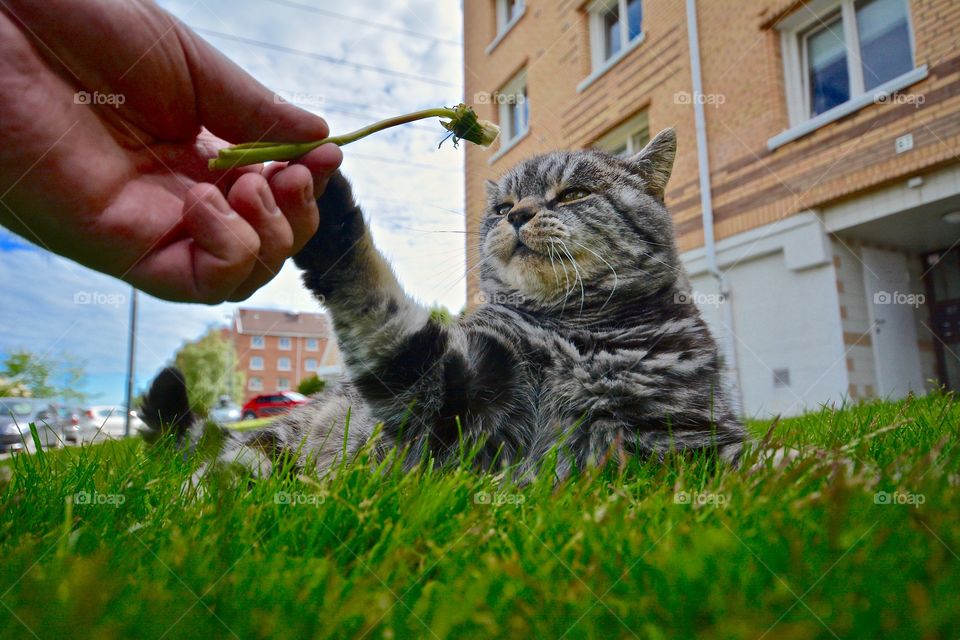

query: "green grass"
xmin=1 ymin=393 xmax=958 ymax=639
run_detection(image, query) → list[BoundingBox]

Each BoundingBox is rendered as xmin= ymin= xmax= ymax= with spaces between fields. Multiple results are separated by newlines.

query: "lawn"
xmin=0 ymin=393 xmax=957 ymax=639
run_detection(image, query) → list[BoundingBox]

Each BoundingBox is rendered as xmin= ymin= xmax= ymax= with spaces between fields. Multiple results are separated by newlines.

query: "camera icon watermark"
xmin=73 ymin=291 xmax=127 ymax=308
xmin=873 ymin=291 xmax=925 ymax=308
xmin=474 ymin=490 xmax=525 ymax=507
xmin=274 ymin=491 xmax=326 ymax=507
xmin=674 ymin=490 xmax=727 ymax=507
xmin=73 ymin=490 xmax=126 ymax=507
xmin=873 ymin=91 xmax=925 ymax=107
xmin=674 ymin=291 xmax=724 ymax=308
xmin=74 ymin=91 xmax=126 ymax=108
xmin=674 ymin=91 xmax=726 ymax=107
xmin=273 ymin=90 xmax=326 ymax=109
xmin=474 ymin=90 xmax=526 ymax=106
xmin=873 ymin=490 xmax=925 ymax=507
xmin=474 ymin=290 xmax=526 ymax=305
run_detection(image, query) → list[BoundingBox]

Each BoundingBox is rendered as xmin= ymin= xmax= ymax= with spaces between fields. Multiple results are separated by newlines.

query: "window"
xmin=277 ymin=377 xmax=290 ymax=391
xmin=587 ymin=0 xmax=643 ymax=71
xmin=305 ymin=358 xmax=317 ymax=371
xmin=278 ymin=357 xmax=291 ymax=371
xmin=306 ymin=338 xmax=319 ymax=351
xmin=278 ymin=336 xmax=291 ymax=350
xmin=781 ymin=0 xmax=914 ymax=121
xmin=251 ymin=336 xmax=264 ymax=349
xmin=497 ymin=70 xmax=529 ymax=147
xmin=495 ymin=0 xmax=524 ymax=34
xmin=250 ymin=356 xmax=264 ymax=371
xmin=248 ymin=376 xmax=263 ymax=391
xmin=595 ymin=112 xmax=649 ymax=158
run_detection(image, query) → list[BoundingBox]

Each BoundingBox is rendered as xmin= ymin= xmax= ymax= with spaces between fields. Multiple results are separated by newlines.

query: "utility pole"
xmin=124 ymin=287 xmax=138 ymax=437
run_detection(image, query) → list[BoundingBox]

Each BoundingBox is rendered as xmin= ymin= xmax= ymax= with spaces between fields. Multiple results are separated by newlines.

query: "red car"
xmin=241 ymin=392 xmax=310 ymax=420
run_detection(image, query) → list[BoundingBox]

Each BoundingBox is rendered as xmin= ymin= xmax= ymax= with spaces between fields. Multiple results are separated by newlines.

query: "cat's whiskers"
xmin=557 ymin=239 xmax=586 ymax=316
xmin=573 ymin=240 xmax=618 ymax=312
xmin=545 ymin=242 xmax=562 ymax=293
xmin=643 ymin=250 xmax=683 ymax=274
xmin=545 ymin=240 xmax=574 ymax=313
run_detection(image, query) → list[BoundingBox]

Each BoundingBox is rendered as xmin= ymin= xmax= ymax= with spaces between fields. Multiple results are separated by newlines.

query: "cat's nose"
xmin=507 ymin=207 xmax=536 ymax=230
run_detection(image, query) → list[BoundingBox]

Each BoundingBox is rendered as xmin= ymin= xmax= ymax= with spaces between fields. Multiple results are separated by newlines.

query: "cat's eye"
xmin=558 ymin=188 xmax=590 ymax=203
xmin=494 ymin=203 xmax=513 ymax=216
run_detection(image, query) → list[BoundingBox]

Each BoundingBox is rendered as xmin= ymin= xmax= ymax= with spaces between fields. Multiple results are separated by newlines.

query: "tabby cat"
xmin=141 ymin=128 xmax=745 ymax=479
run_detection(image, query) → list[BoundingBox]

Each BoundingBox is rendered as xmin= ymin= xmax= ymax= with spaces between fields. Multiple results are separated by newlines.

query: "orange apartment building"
xmin=464 ymin=0 xmax=960 ymax=416
xmin=224 ymin=308 xmax=342 ymax=402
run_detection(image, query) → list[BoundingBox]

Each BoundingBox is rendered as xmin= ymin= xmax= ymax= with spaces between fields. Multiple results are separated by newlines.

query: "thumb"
xmin=178 ymin=23 xmax=329 ymax=144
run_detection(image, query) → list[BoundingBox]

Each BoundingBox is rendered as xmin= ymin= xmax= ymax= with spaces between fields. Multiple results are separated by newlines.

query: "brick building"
xmin=224 ymin=308 xmax=342 ymax=402
xmin=464 ymin=0 xmax=960 ymax=416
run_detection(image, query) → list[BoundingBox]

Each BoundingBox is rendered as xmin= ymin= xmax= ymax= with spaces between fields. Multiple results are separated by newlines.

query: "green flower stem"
xmin=209 ymin=107 xmax=461 ymax=170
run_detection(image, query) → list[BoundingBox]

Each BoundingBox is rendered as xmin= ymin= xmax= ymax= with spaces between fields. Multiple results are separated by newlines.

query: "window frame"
xmin=594 ymin=111 xmax=650 ymax=157
xmin=248 ymin=376 xmax=263 ymax=391
xmin=277 ymin=356 xmax=291 ymax=372
xmin=250 ymin=335 xmax=264 ymax=349
xmin=278 ymin=336 xmax=292 ymax=351
xmin=779 ymin=0 xmax=917 ymax=126
xmin=486 ymin=0 xmax=526 ymax=54
xmin=250 ymin=356 xmax=264 ymax=371
xmin=305 ymin=358 xmax=318 ymax=371
xmin=306 ymin=338 xmax=319 ymax=351
xmin=587 ymin=0 xmax=644 ymax=73
xmin=489 ymin=68 xmax=530 ymax=163
xmin=277 ymin=377 xmax=290 ymax=391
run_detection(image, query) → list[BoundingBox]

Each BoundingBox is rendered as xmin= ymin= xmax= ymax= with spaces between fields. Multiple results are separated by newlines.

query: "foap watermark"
xmin=873 ymin=291 xmax=925 ymax=308
xmin=874 ymin=490 xmax=925 ymax=508
xmin=74 ymin=91 xmax=125 ymax=108
xmin=473 ymin=90 xmax=526 ymax=106
xmin=273 ymin=90 xmax=326 ymax=109
xmin=73 ymin=290 xmax=126 ymax=308
xmin=475 ymin=290 xmax=526 ymax=305
xmin=674 ymin=490 xmax=728 ymax=507
xmin=874 ymin=91 xmax=925 ymax=107
xmin=73 ymin=490 xmax=126 ymax=507
xmin=674 ymin=91 xmax=726 ymax=107
xmin=674 ymin=291 xmax=725 ymax=308
xmin=474 ymin=490 xmax=525 ymax=507
xmin=274 ymin=491 xmax=326 ymax=507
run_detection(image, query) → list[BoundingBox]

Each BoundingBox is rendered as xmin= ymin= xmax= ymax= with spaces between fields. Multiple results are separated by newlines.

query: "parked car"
xmin=79 ymin=406 xmax=144 ymax=440
xmin=241 ymin=392 xmax=310 ymax=420
xmin=210 ymin=396 xmax=242 ymax=424
xmin=0 ymin=398 xmax=67 ymax=452
xmin=52 ymin=405 xmax=85 ymax=444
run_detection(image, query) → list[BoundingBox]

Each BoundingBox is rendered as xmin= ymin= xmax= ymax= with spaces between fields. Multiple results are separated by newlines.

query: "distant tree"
xmin=0 ymin=349 xmax=87 ymax=402
xmin=429 ymin=305 xmax=456 ymax=326
xmin=173 ymin=330 xmax=244 ymax=416
xmin=297 ymin=374 xmax=326 ymax=396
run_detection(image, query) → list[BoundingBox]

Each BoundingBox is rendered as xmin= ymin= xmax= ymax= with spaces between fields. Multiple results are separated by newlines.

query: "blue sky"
xmin=0 ymin=0 xmax=466 ymax=404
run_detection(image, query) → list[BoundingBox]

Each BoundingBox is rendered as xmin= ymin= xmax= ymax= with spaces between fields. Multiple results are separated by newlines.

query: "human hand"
xmin=0 ymin=0 xmax=342 ymax=303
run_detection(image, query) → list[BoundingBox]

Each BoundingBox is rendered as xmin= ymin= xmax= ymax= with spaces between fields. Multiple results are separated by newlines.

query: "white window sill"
xmin=767 ymin=66 xmax=928 ymax=151
xmin=488 ymin=128 xmax=530 ymax=164
xmin=577 ymin=33 xmax=645 ymax=93
xmin=485 ymin=8 xmax=526 ymax=55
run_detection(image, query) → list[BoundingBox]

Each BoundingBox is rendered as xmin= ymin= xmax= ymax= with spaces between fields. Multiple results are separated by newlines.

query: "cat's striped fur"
xmin=141 ymin=128 xmax=745 ymax=479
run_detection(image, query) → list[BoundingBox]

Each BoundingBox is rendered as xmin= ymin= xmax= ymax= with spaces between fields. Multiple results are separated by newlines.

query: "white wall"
xmin=683 ymin=214 xmax=849 ymax=418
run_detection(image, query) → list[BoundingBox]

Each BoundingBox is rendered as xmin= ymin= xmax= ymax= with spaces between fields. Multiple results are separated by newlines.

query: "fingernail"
xmin=204 ymin=189 xmax=236 ymax=217
xmin=257 ymin=182 xmax=280 ymax=215
xmin=302 ymin=180 xmax=315 ymax=203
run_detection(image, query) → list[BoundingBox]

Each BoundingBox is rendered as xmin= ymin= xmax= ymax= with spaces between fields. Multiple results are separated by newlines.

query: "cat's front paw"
xmin=294 ymin=171 xmax=366 ymax=296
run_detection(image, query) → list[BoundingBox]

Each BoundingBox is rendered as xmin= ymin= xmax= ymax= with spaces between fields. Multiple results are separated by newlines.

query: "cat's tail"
xmin=138 ymin=367 xmax=196 ymax=447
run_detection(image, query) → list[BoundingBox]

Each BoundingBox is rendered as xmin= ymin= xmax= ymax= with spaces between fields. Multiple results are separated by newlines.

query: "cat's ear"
xmin=484 ymin=179 xmax=500 ymax=203
xmin=631 ymin=128 xmax=676 ymax=200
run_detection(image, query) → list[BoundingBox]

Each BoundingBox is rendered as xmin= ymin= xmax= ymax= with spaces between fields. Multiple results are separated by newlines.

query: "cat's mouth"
xmin=513 ymin=241 xmax=537 ymax=256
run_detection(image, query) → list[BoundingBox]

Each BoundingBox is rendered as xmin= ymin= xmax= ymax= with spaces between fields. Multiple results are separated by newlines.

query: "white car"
xmin=79 ymin=406 xmax=144 ymax=440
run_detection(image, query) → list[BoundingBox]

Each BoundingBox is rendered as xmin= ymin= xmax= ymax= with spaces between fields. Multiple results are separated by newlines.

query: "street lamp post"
xmin=123 ymin=287 xmax=138 ymax=437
